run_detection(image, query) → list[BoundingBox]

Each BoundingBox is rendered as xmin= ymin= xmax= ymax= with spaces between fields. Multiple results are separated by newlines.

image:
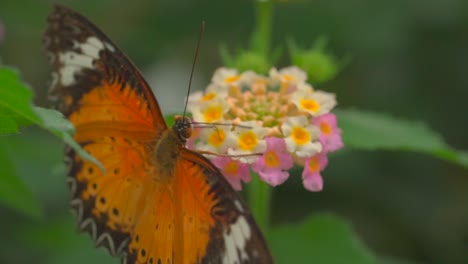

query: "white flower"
xmin=238 ymin=70 xmax=261 ymax=85
xmin=269 ymin=66 xmax=308 ymax=93
xmin=196 ymin=125 xmax=234 ymax=154
xmin=296 ymin=82 xmax=314 ymax=93
xmin=211 ymin=68 xmax=261 ymax=98
xmin=205 ymin=83 xmax=229 ymax=98
xmin=191 ymin=96 xmax=229 ymax=123
xmin=291 ymin=90 xmax=337 ymax=116
xmin=211 ymin=68 xmax=241 ymax=86
xmin=211 ymin=67 xmax=250 ymax=87
xmin=186 ymin=91 xmax=203 ymax=112
xmin=281 ymin=116 xmax=322 ymax=157
xmin=228 ymin=121 xmax=268 ymax=163
xmin=187 ymin=84 xmax=230 ymax=113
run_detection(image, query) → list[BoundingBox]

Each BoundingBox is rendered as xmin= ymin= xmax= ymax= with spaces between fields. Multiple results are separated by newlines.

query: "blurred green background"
xmin=1 ymin=0 xmax=468 ymax=263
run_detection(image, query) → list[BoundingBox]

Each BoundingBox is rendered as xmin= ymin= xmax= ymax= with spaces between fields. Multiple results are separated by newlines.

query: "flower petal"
xmin=302 ymin=172 xmax=323 ymax=192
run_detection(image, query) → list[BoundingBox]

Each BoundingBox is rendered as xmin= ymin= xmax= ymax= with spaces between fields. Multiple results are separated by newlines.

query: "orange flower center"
xmin=224 ymin=75 xmax=241 ymax=83
xmin=225 ymin=161 xmax=239 ymax=175
xmin=283 ymin=74 xmax=296 ymax=82
xmin=202 ymin=93 xmax=216 ymax=101
xmin=300 ymin=98 xmax=320 ymax=113
xmin=203 ymin=106 xmax=223 ymax=123
xmin=320 ymin=121 xmax=332 ymax=136
xmin=265 ymin=151 xmax=279 ymax=168
xmin=208 ymin=129 xmax=226 ymax=147
xmin=307 ymin=156 xmax=320 ymax=172
xmin=238 ymin=132 xmax=257 ymax=151
xmin=291 ymin=127 xmax=311 ymax=145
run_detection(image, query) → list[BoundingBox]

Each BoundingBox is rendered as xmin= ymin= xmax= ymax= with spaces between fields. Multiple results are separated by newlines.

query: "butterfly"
xmin=43 ymin=5 xmax=274 ymax=264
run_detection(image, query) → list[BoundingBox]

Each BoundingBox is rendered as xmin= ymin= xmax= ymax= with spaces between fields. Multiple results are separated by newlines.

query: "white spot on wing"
xmin=87 ymin=36 xmax=105 ymax=50
xmin=70 ymin=199 xmax=83 ymax=221
xmin=105 ymin=42 xmax=116 ymax=52
xmin=234 ymin=200 xmax=243 ymax=212
xmin=232 ymin=221 xmax=249 ymax=261
xmin=66 ymin=177 xmax=77 ymax=195
xmin=57 ymin=36 xmax=106 ymax=86
xmin=96 ymin=233 xmax=115 ymax=254
xmin=238 ymin=215 xmax=251 ymax=239
xmin=59 ymin=52 xmax=94 ymax=68
xmin=222 ymin=216 xmax=252 ymax=264
xmin=80 ymin=42 xmax=101 ymax=58
xmin=80 ymin=218 xmax=97 ymax=240
xmin=224 ymin=230 xmax=237 ymax=264
xmin=59 ymin=64 xmax=85 ymax=86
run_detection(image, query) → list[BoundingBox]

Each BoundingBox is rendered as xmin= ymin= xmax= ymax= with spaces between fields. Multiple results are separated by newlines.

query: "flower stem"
xmin=245 ymin=0 xmax=274 ymax=236
xmin=255 ymin=0 xmax=273 ymax=59
xmin=247 ymin=172 xmax=272 ymax=234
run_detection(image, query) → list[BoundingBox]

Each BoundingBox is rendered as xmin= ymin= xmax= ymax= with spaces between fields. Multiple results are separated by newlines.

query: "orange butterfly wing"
xmin=123 ymin=145 xmax=273 ymax=264
xmin=45 ymin=4 xmax=167 ymax=256
xmin=44 ymin=5 xmax=273 ymax=264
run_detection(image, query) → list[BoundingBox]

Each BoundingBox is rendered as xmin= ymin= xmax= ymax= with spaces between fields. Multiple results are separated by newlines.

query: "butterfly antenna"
xmin=183 ymin=21 xmax=205 ymax=119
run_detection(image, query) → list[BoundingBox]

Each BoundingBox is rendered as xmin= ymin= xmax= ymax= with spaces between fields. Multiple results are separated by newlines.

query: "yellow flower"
xmin=281 ymin=116 xmax=322 ymax=157
xmin=191 ymin=96 xmax=229 ymax=123
xmin=269 ymin=66 xmax=307 ymax=94
xmin=228 ymin=121 xmax=268 ymax=164
xmin=196 ymin=125 xmax=234 ymax=154
xmin=291 ymin=89 xmax=337 ymax=116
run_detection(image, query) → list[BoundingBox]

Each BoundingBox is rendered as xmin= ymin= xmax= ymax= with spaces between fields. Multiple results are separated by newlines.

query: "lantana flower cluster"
xmin=187 ymin=66 xmax=343 ymax=191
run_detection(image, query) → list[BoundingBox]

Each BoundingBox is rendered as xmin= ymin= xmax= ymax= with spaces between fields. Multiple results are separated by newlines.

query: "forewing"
xmin=44 ymin=4 xmax=166 ymax=133
xmin=44 ymin=5 xmax=168 ymax=259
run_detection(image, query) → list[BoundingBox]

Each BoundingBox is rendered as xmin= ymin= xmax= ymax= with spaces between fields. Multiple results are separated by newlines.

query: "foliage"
xmin=0 ymin=67 xmax=102 ymax=219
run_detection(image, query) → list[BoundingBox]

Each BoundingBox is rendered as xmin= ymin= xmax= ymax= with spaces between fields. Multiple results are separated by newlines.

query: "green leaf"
xmin=0 ymin=116 xmax=19 ymax=133
xmin=336 ymin=109 xmax=468 ymax=168
xmin=33 ymin=107 xmax=105 ymax=172
xmin=33 ymin=106 xmax=74 ymax=134
xmin=0 ymin=66 xmax=43 ymax=218
xmin=0 ymin=65 xmax=103 ymax=174
xmin=0 ymin=65 xmax=102 ymax=219
xmin=164 ymin=114 xmax=177 ymax=128
xmin=270 ymin=214 xmax=377 ymax=264
xmin=0 ymin=145 xmax=42 ymax=219
xmin=164 ymin=113 xmax=195 ymax=128
xmin=0 ymin=66 xmax=40 ymax=133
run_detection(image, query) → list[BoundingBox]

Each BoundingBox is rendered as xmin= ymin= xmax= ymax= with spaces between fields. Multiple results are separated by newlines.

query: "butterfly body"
xmin=153 ymin=120 xmax=187 ymax=181
xmin=45 ymin=5 xmax=273 ymax=264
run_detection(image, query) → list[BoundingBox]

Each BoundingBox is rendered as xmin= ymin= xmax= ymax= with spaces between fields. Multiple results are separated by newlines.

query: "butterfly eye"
xmin=173 ymin=116 xmax=192 ymax=141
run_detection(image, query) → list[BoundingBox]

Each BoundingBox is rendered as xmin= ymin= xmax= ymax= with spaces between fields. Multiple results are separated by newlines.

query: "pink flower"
xmin=252 ymin=137 xmax=294 ymax=186
xmin=302 ymin=152 xmax=328 ymax=191
xmin=212 ymin=156 xmax=251 ymax=190
xmin=313 ymin=113 xmax=343 ymax=153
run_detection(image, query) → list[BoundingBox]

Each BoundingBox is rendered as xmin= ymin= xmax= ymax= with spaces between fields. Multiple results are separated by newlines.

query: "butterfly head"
xmin=173 ymin=115 xmax=192 ymax=143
